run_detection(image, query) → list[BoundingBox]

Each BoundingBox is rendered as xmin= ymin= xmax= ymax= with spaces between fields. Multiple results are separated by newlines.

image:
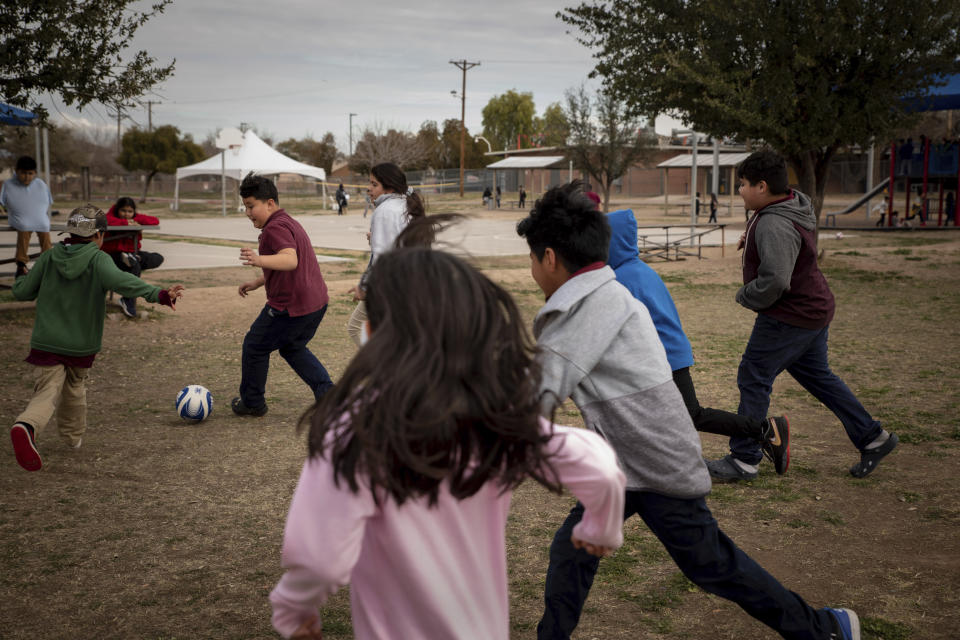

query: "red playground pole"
xmin=956 ymin=147 xmax=960 ymax=226
xmin=922 ymin=138 xmax=930 ymax=226
xmin=889 ymin=142 xmax=896 ymax=227
xmin=938 ymin=181 xmax=944 ymax=227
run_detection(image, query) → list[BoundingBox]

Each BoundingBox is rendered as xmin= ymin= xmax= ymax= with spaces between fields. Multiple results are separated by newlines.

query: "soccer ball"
xmin=176 ymin=385 xmax=213 ymax=422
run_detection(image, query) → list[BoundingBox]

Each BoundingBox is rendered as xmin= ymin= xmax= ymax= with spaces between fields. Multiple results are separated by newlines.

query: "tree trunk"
xmin=141 ymin=170 xmax=157 ymax=203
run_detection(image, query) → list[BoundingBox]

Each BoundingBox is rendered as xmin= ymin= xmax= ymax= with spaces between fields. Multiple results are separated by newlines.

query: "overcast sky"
xmin=39 ymin=0 xmax=643 ymax=152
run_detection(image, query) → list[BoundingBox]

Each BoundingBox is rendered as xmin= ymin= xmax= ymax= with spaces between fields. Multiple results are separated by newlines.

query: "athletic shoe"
xmin=119 ymin=297 xmax=137 ymax=318
xmin=121 ymin=252 xmax=140 ymax=268
xmin=11 ymin=422 xmax=42 ymax=471
xmin=850 ymin=432 xmax=898 ymax=478
xmin=15 ymin=261 xmax=29 ymax=277
xmin=824 ymin=607 xmax=860 ymax=639
xmin=231 ymin=397 xmax=268 ymax=417
xmin=705 ymin=454 xmax=758 ymax=482
xmin=761 ymin=415 xmax=790 ymax=475
xmin=72 ymin=437 xmax=82 ymax=450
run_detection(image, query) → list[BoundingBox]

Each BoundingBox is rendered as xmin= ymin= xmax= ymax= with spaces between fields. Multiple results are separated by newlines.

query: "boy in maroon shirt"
xmin=233 ymin=173 xmax=333 ymax=416
xmin=707 ymin=151 xmax=896 ymax=482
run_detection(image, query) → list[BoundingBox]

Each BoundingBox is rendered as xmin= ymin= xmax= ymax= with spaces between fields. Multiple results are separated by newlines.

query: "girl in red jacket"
xmin=102 ymin=196 xmax=164 ymax=317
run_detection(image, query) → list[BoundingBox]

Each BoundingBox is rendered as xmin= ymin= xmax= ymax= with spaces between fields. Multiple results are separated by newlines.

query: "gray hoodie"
xmin=534 ymin=266 xmax=711 ymax=498
xmin=737 ymin=190 xmax=835 ymax=328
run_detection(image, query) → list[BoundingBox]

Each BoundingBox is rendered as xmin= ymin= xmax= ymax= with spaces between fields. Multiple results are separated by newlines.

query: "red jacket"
xmin=101 ymin=204 xmax=159 ymax=253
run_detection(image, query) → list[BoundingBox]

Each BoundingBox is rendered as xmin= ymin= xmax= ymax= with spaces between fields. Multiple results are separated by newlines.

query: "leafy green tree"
xmin=118 ymin=125 xmax=203 ymax=202
xmin=0 ymin=1 xmax=174 ymax=127
xmin=560 ymin=0 xmax=960 ymax=221
xmin=536 ymin=102 xmax=570 ymax=147
xmin=276 ymin=133 xmax=340 ymax=174
xmin=482 ymin=90 xmax=537 ymax=150
xmin=440 ymin=119 xmax=489 ymax=169
xmin=564 ymin=86 xmax=656 ymax=212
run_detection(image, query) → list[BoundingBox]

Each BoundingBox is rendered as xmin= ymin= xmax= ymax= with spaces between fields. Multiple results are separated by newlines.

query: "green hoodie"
xmin=12 ymin=241 xmax=163 ymax=356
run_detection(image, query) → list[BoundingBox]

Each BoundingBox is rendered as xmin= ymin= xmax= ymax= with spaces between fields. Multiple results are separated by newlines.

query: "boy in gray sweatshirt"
xmin=706 ymin=151 xmax=896 ymax=482
xmin=518 ymin=183 xmax=861 ymax=640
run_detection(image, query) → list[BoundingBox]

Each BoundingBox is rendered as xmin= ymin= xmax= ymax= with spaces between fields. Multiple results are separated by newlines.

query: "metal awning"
xmin=485 ymin=155 xmax=567 ymax=169
xmin=657 ymin=152 xmax=751 ymax=168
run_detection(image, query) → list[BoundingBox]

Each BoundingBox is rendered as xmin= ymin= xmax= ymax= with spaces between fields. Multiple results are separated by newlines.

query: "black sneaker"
xmin=231 ymin=397 xmax=268 ymax=417
xmin=761 ymin=415 xmax=790 ymax=475
xmin=15 ymin=261 xmax=29 ymax=277
xmin=121 ymin=252 xmax=140 ymax=268
xmin=850 ymin=432 xmax=898 ymax=478
xmin=11 ymin=422 xmax=42 ymax=471
xmin=705 ymin=454 xmax=758 ymax=482
xmin=119 ymin=297 xmax=137 ymax=318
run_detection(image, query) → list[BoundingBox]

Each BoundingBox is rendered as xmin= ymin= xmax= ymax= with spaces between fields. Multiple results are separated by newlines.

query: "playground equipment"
xmin=824 ymin=178 xmax=891 ymax=227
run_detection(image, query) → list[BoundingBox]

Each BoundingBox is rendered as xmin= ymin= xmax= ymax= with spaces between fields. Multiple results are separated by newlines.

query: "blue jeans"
xmin=732 ymin=315 xmax=882 ymax=464
xmin=538 ymin=492 xmax=835 ymax=640
xmin=239 ymin=304 xmax=333 ymax=408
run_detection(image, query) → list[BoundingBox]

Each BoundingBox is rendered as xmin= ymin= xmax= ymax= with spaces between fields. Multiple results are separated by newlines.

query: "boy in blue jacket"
xmin=606 ymin=208 xmax=789 ymax=474
xmin=518 ymin=183 xmax=860 ymax=640
xmin=707 ymin=151 xmax=895 ymax=482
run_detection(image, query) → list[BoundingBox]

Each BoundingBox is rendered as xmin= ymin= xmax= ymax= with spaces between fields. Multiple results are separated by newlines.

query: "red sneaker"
xmin=11 ymin=422 xmax=42 ymax=471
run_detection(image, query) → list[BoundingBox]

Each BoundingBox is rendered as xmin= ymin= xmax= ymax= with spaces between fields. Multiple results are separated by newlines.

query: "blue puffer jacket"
xmin=606 ymin=209 xmax=694 ymax=371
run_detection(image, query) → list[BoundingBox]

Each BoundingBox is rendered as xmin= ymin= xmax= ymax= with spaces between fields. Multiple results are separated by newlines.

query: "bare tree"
xmin=564 ymin=86 xmax=656 ymax=212
xmin=349 ymin=123 xmax=431 ymax=174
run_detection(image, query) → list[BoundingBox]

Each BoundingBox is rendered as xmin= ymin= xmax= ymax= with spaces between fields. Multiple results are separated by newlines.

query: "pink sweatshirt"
xmin=270 ymin=419 xmax=625 ymax=639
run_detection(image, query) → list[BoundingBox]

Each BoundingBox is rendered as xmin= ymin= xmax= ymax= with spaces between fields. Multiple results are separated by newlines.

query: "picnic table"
xmin=0 ymin=224 xmax=161 ymax=284
xmin=637 ymin=224 xmax=727 ymax=262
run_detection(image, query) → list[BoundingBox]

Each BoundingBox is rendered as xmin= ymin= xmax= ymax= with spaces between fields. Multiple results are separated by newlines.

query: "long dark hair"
xmin=114 ymin=196 xmax=137 ymax=212
xmin=371 ymin=162 xmax=425 ymax=220
xmin=301 ymin=247 xmax=561 ymax=506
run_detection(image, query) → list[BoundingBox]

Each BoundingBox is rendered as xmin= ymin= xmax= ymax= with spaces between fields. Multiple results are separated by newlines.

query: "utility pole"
xmin=349 ymin=113 xmax=357 ymax=156
xmin=449 ymin=59 xmax=480 ymax=197
xmin=144 ymin=101 xmax=160 ymax=132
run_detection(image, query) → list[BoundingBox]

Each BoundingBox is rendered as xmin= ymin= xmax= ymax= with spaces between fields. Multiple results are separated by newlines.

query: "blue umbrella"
xmin=0 ymin=102 xmax=37 ymax=126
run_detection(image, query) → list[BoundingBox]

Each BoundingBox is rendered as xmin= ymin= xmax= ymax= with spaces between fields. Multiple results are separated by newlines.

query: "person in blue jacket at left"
xmin=606 ymin=208 xmax=790 ymax=476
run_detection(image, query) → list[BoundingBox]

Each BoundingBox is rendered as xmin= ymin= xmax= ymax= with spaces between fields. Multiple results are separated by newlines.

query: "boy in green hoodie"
xmin=10 ymin=205 xmax=184 ymax=472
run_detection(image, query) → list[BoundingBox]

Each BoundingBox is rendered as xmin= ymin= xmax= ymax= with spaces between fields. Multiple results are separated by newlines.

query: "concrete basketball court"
xmin=3 ymin=212 xmax=742 ymax=274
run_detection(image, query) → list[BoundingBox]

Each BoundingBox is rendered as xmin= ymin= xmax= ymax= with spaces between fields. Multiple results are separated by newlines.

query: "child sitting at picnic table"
xmin=102 ymin=196 xmax=163 ymax=318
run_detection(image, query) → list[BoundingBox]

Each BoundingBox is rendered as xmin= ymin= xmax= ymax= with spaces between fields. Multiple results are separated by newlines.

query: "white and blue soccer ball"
xmin=176 ymin=385 xmax=213 ymax=422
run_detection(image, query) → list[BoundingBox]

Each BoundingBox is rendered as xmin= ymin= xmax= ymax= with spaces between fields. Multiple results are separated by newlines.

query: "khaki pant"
xmin=15 ymin=230 xmax=52 ymax=265
xmin=346 ymin=300 xmax=368 ymax=347
xmin=17 ymin=364 xmax=89 ymax=447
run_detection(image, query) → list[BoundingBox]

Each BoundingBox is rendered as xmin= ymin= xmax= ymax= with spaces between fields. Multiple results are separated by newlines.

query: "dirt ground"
xmin=1 ymin=230 xmax=958 ymax=639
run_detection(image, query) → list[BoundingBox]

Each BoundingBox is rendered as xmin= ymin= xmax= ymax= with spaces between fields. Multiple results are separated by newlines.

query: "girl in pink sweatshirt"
xmin=270 ymin=246 xmax=626 ymax=640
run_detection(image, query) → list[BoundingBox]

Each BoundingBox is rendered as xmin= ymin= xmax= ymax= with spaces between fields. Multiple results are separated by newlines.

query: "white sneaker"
xmin=72 ymin=437 xmax=82 ymax=449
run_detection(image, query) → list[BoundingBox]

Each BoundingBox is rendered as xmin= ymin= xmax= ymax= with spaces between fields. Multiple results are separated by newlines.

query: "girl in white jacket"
xmin=347 ymin=162 xmax=425 ymax=346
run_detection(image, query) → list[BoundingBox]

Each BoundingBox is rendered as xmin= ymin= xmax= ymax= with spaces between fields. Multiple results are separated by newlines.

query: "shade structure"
xmin=0 ymin=102 xmax=37 ymax=126
xmin=173 ymin=130 xmax=326 ymax=209
xmin=906 ymin=74 xmax=960 ymax=112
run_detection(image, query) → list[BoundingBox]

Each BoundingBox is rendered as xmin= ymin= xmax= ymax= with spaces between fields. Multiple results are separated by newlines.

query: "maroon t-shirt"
xmin=258 ymin=209 xmax=329 ymax=317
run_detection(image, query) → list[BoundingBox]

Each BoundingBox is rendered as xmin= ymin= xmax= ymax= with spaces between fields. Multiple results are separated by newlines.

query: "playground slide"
xmin=824 ymin=177 xmax=890 ymax=224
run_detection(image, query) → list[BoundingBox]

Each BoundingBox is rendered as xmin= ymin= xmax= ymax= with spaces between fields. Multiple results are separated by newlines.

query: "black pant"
xmin=110 ymin=250 xmax=164 ymax=278
xmin=672 ymin=367 xmax=764 ymax=440
xmin=538 ymin=492 xmax=835 ymax=639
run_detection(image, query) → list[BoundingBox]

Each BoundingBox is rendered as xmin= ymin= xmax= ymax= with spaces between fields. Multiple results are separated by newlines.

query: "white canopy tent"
xmin=173 ymin=130 xmax=327 ymax=210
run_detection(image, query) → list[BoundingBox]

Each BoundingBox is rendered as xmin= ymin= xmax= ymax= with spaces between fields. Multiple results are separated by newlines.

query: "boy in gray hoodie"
xmin=518 ymin=183 xmax=860 ymax=640
xmin=706 ymin=151 xmax=896 ymax=482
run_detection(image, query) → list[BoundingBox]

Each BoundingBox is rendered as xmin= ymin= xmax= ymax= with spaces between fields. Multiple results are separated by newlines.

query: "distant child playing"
xmin=518 ymin=183 xmax=861 ymax=640
xmin=1 ymin=155 xmax=53 ymax=277
xmin=234 ymin=173 xmax=333 ymax=416
xmin=269 ymin=242 xmax=626 ymax=640
xmin=706 ymin=151 xmax=896 ymax=482
xmin=346 ymin=163 xmax=425 ymax=347
xmin=9 ymin=205 xmax=183 ymax=471
xmin=606 ymin=208 xmax=789 ymax=474
xmin=102 ymin=196 xmax=164 ymax=318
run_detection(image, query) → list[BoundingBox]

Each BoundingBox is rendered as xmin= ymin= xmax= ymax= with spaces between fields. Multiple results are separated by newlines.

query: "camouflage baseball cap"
xmin=61 ymin=204 xmax=107 ymax=237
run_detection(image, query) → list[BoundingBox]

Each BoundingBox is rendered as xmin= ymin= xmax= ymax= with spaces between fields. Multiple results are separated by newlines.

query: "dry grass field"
xmin=1 ymin=228 xmax=958 ymax=639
